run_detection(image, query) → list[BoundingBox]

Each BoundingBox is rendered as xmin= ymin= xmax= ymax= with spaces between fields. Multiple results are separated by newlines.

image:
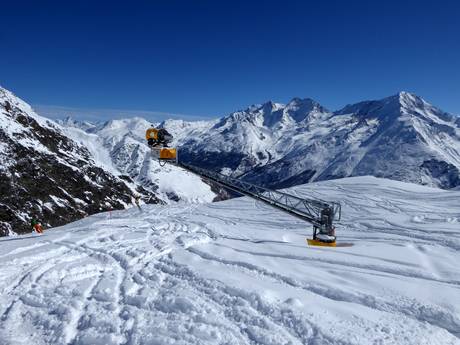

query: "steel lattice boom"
xmin=178 ymin=162 xmax=341 ymax=236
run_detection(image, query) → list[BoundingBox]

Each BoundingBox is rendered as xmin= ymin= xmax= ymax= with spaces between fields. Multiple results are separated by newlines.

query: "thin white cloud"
xmin=32 ymin=104 xmax=215 ymax=122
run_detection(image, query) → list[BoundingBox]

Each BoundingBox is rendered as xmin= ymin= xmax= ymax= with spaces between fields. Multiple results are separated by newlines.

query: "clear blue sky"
xmin=1 ymin=0 xmax=459 ymax=120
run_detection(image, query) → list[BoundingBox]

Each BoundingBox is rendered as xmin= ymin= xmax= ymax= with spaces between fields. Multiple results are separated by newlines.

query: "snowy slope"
xmin=179 ymin=92 xmax=460 ymax=189
xmin=0 ymin=87 xmax=160 ymax=235
xmin=59 ymin=117 xmax=218 ymax=203
xmin=1 ymin=176 xmax=459 ymax=345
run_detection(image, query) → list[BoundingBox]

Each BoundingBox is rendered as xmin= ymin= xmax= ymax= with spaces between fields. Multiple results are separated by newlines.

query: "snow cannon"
xmin=146 ymin=127 xmax=173 ymax=147
xmin=146 ymin=126 xmax=178 ymax=165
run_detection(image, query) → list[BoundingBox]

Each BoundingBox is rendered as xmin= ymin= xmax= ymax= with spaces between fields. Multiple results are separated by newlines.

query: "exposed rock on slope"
xmin=0 ymin=87 xmax=160 ymax=235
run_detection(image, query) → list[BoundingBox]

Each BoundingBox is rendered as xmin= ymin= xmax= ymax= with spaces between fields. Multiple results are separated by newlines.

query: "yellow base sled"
xmin=307 ymin=238 xmax=337 ymax=247
xmin=159 ymin=148 xmax=177 ymax=161
xmin=152 ymin=147 xmax=178 ymax=165
xmin=307 ymin=239 xmax=354 ymax=247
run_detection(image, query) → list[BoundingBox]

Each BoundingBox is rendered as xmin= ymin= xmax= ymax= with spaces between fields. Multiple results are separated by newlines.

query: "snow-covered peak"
xmin=61 ymin=115 xmax=78 ymax=125
xmin=286 ymin=97 xmax=326 ymax=111
xmin=397 ymin=91 xmax=456 ymax=123
xmin=244 ymin=100 xmax=282 ymax=112
xmin=0 ymin=86 xmax=57 ymax=130
xmin=335 ymin=91 xmax=455 ymax=125
xmin=56 ymin=115 xmax=98 ymax=131
xmin=398 ymin=90 xmax=420 ymax=103
xmin=395 ymin=91 xmax=429 ymax=112
xmin=101 ymin=116 xmax=152 ymax=131
xmin=285 ymin=97 xmax=329 ymax=122
xmin=159 ymin=118 xmax=218 ymax=144
xmin=228 ymin=101 xmax=285 ymax=127
xmin=95 ymin=117 xmax=153 ymax=143
xmin=1 ymin=86 xmax=34 ymax=116
xmin=335 ymin=94 xmax=401 ymax=121
xmin=213 ymin=97 xmax=329 ymax=131
xmin=1 ymin=86 xmax=153 ymax=235
xmin=263 ymin=100 xmax=284 ymax=112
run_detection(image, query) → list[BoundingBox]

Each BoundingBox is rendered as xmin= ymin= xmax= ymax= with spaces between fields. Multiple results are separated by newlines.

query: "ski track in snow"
xmin=0 ymin=177 xmax=459 ymax=345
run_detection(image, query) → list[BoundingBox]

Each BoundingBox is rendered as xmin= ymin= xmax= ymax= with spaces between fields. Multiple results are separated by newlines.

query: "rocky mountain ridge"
xmin=59 ymin=92 xmax=460 ymax=192
xmin=0 ymin=87 xmax=160 ymax=235
xmin=178 ymin=92 xmax=460 ymax=189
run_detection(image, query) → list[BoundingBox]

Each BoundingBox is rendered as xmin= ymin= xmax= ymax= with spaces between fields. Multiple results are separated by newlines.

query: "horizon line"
xmin=32 ymin=104 xmax=218 ymax=122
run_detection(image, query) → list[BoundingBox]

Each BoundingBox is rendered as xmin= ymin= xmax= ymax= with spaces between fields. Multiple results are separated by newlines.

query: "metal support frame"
xmin=179 ymin=162 xmax=341 ymax=236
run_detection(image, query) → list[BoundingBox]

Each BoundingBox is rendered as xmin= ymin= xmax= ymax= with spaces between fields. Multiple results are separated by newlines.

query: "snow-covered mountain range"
xmin=0 ymin=87 xmax=164 ymax=235
xmin=3 ymin=85 xmax=459 ymax=235
xmin=0 ymin=85 xmax=223 ymax=236
xmin=64 ymin=91 xmax=460 ymax=191
xmin=179 ymin=92 xmax=460 ymax=189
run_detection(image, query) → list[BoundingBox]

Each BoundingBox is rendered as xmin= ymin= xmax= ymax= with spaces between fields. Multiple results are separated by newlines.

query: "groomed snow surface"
xmin=1 ymin=176 xmax=459 ymax=345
